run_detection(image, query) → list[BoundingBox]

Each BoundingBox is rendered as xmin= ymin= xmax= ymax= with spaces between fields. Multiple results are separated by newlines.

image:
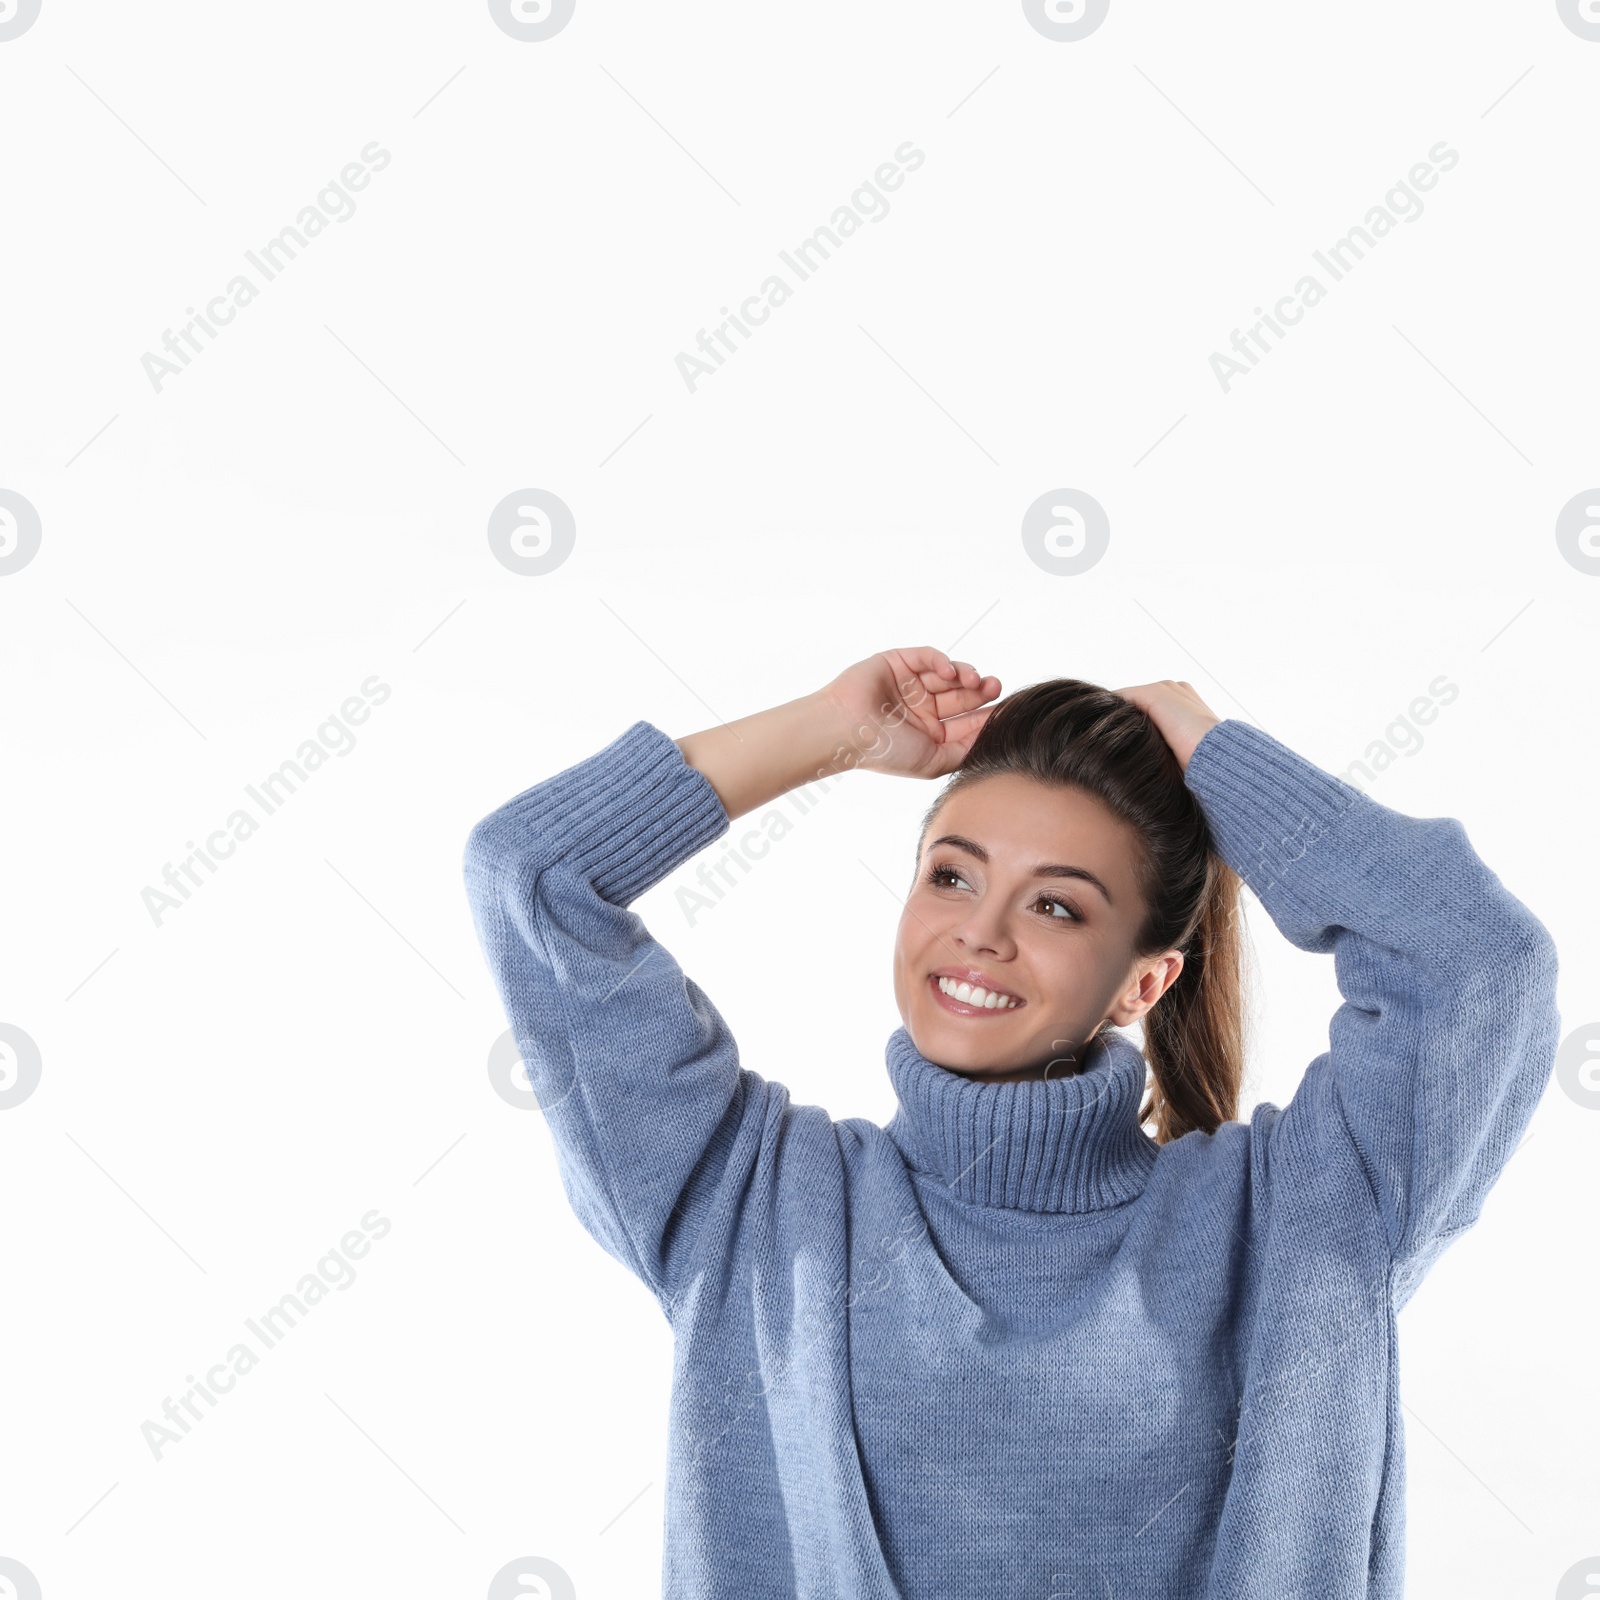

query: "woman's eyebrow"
xmin=925 ymin=833 xmax=1113 ymax=905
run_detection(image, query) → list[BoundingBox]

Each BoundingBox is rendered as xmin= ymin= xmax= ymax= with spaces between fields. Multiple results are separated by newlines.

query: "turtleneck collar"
xmin=882 ymin=1025 xmax=1158 ymax=1213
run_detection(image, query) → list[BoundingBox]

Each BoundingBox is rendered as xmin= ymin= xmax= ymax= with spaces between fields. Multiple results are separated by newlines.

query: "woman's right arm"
xmin=462 ymin=709 xmax=837 ymax=1322
xmin=673 ymin=650 xmax=1002 ymax=819
xmin=461 ymin=650 xmax=1000 ymax=1320
xmin=674 ymin=691 xmax=856 ymax=821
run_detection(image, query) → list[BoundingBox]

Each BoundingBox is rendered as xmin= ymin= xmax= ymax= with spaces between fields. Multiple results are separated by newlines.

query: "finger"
xmin=905 ymin=665 xmax=984 ymax=706
xmin=900 ymin=667 xmax=960 ymax=716
xmin=895 ymin=645 xmax=956 ymax=680
xmin=926 ymin=670 xmax=996 ymax=699
xmin=939 ymin=703 xmax=999 ymax=755
xmin=932 ymin=676 xmax=1001 ymax=725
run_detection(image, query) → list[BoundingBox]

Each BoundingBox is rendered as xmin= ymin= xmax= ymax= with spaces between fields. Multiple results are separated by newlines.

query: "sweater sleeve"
xmin=1182 ymin=718 xmax=1561 ymax=1310
xmin=462 ymin=718 xmax=774 ymax=1322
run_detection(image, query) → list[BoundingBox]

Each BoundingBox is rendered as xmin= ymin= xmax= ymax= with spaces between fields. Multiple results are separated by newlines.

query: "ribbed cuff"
xmin=1182 ymin=718 xmax=1365 ymax=900
xmin=483 ymin=720 xmax=730 ymax=907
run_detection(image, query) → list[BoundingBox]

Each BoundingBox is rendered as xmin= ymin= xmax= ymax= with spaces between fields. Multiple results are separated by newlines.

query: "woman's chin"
xmin=912 ymin=1018 xmax=1010 ymax=1074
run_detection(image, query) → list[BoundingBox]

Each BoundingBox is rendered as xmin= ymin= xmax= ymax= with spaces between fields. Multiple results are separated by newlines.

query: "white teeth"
xmin=937 ymin=976 xmax=1020 ymax=1010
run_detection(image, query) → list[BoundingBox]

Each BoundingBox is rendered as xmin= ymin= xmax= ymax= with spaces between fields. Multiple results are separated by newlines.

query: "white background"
xmin=2 ymin=2 xmax=1597 ymax=1596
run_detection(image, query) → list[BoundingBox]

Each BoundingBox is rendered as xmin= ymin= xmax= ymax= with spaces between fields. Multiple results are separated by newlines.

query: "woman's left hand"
xmin=1114 ymin=679 xmax=1222 ymax=772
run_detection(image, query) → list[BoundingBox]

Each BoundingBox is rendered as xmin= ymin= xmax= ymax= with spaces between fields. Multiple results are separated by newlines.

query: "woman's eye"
xmin=928 ymin=866 xmax=1078 ymax=923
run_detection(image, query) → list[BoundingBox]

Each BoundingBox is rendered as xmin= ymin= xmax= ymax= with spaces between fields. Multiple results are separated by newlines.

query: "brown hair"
xmin=914 ymin=677 xmax=1251 ymax=1143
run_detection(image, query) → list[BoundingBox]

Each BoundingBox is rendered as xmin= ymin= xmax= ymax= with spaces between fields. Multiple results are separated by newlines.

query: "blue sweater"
xmin=462 ymin=715 xmax=1560 ymax=1599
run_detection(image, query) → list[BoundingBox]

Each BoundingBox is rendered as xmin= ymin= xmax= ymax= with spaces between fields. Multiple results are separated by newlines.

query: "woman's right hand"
xmin=818 ymin=647 xmax=1002 ymax=781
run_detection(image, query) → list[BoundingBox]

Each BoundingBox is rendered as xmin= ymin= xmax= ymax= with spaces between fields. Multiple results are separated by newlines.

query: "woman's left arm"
xmin=1177 ymin=712 xmax=1561 ymax=1308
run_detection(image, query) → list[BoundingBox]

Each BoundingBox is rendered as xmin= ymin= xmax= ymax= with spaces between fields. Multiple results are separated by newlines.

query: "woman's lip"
xmin=927 ymin=974 xmax=1025 ymax=1017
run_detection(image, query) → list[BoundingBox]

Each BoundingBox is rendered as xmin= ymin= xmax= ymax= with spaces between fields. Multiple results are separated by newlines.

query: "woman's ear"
xmin=1106 ymin=950 xmax=1185 ymax=1025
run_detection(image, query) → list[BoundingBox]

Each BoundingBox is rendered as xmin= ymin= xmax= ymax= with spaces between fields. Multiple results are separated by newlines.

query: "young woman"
xmin=462 ymin=646 xmax=1559 ymax=1600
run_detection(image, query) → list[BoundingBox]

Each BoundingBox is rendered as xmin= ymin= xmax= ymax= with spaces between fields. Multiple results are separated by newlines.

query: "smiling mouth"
xmin=928 ymin=974 xmax=1025 ymax=1016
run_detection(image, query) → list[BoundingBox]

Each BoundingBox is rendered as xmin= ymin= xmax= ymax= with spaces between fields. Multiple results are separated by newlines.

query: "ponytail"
xmin=1136 ymin=854 xmax=1249 ymax=1143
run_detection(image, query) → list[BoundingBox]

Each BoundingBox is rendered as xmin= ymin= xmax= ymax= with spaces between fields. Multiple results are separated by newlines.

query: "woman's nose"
xmin=954 ymin=910 xmax=1011 ymax=957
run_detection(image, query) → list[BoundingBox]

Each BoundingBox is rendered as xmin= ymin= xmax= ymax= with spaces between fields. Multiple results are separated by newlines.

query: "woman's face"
xmin=892 ymin=772 xmax=1183 ymax=1083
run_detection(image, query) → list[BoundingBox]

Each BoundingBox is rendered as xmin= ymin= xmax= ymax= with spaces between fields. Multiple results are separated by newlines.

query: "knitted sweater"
xmin=461 ymin=715 xmax=1560 ymax=1599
